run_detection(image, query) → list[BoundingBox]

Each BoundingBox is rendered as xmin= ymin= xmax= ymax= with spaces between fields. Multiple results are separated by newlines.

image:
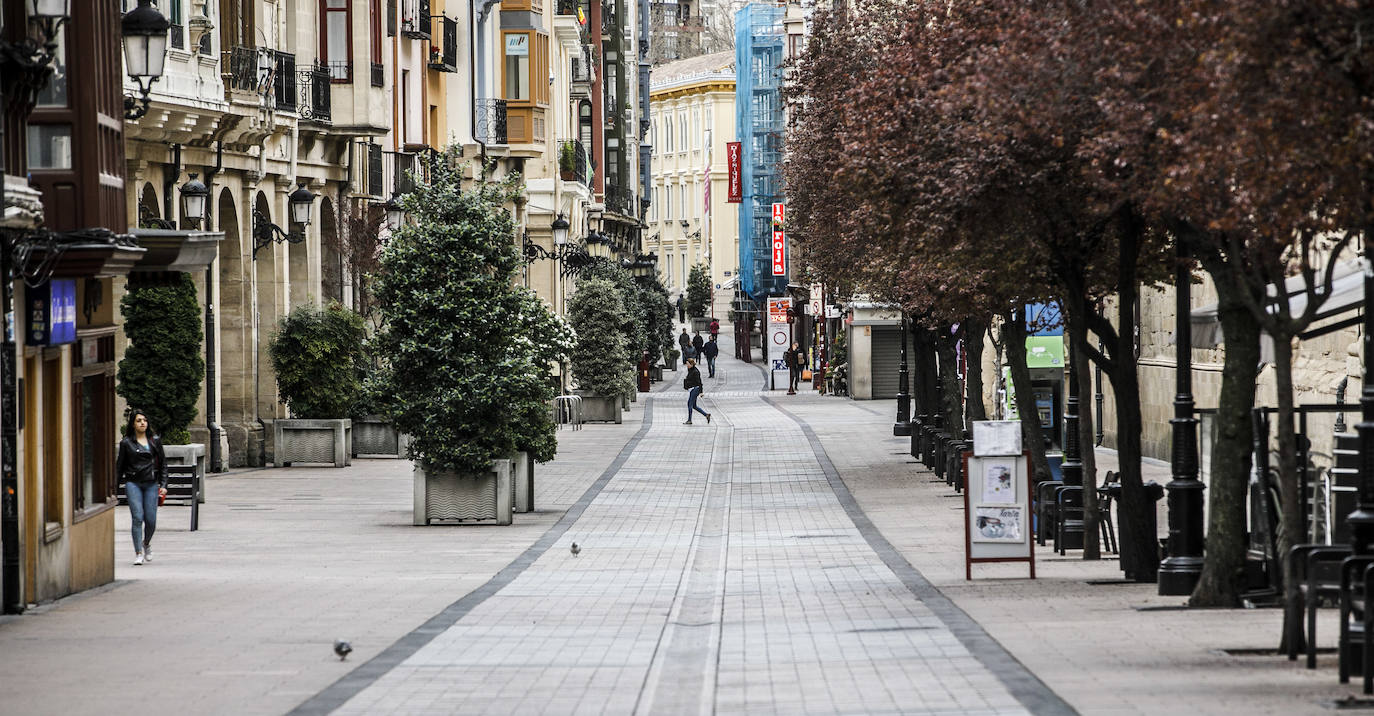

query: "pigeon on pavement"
xmin=334 ymin=640 xmax=353 ymax=661
xmin=570 ymin=542 xmax=581 ymax=556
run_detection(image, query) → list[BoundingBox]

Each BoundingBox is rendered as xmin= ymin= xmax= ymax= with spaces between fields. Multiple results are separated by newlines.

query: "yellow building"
xmin=647 ymin=51 xmax=736 ymax=317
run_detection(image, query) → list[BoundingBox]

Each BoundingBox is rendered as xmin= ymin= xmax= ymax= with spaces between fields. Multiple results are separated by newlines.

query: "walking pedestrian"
xmin=679 ymin=328 xmax=693 ymax=359
xmin=784 ymin=342 xmax=802 ymax=394
xmin=676 ymin=295 xmax=686 ymax=323
xmin=709 ymin=317 xmax=720 ymax=339
xmin=116 ymin=410 xmax=167 ymax=565
xmin=683 ymin=359 xmax=711 ymax=424
xmin=692 ymin=331 xmax=705 ymax=361
xmin=702 ymin=335 xmax=720 ymax=378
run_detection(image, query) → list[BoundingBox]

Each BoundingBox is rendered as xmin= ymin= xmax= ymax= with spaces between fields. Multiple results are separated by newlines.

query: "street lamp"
xmin=894 ymin=312 xmax=911 ymax=436
xmin=1159 ymin=243 xmax=1204 ymax=594
xmin=381 ymin=194 xmax=405 ymax=231
xmin=252 ymin=182 xmax=315 ymax=258
xmin=121 ymin=0 xmax=170 ymax=121
xmin=179 ymin=173 xmax=208 ymax=228
xmin=552 ymin=214 xmax=570 ymax=246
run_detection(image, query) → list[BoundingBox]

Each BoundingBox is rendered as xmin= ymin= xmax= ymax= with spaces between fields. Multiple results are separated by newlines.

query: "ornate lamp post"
xmin=894 ymin=311 xmax=911 ymax=436
xmin=252 ymin=182 xmax=315 ymax=258
xmin=179 ymin=173 xmax=209 ymax=228
xmin=1160 ymin=244 xmax=1205 ymax=594
xmin=1060 ymin=343 xmax=1085 ymax=550
xmin=1348 ymin=254 xmax=1374 ymax=556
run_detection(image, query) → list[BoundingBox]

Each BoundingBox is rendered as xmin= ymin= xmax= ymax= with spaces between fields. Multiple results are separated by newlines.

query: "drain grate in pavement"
xmin=1214 ymin=647 xmax=1336 ymax=657
xmin=1325 ymin=697 xmax=1374 ymax=710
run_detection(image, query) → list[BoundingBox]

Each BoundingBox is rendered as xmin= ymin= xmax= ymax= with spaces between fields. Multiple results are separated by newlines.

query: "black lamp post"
xmin=381 ymin=194 xmax=406 ymax=231
xmin=1348 ymin=255 xmax=1374 ymax=556
xmin=1160 ymin=244 xmax=1205 ymax=595
xmin=894 ymin=311 xmax=912 ymax=436
xmin=252 ymin=182 xmax=315 ymax=258
xmin=1060 ymin=341 xmax=1085 ymax=550
xmin=120 ymin=0 xmax=169 ymax=121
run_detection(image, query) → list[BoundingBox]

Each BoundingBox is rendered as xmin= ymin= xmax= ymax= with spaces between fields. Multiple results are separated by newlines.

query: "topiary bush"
xmin=372 ymin=151 xmax=570 ymax=473
xmin=268 ymin=302 xmax=368 ymax=419
xmin=686 ymin=264 xmax=711 ymax=318
xmin=567 ymin=278 xmax=632 ymax=397
xmin=117 ymin=273 xmax=205 ymax=444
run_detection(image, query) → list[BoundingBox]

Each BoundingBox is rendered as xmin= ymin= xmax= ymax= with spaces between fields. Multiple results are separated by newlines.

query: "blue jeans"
xmin=686 ymin=386 xmax=709 ymax=421
xmin=706 ymin=355 xmax=716 ymax=376
xmin=126 ymin=481 xmax=159 ymax=553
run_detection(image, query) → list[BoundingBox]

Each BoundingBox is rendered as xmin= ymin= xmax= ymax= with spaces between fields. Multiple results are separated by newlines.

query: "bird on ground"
xmin=570 ymin=542 xmax=581 ymax=556
xmin=334 ymin=640 xmax=353 ymax=661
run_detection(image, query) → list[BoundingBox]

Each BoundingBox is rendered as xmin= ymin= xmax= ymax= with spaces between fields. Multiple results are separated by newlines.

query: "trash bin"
xmin=1107 ymin=479 xmax=1165 ymax=581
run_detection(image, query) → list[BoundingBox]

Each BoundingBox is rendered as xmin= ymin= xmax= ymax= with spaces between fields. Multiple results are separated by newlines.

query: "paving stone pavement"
xmin=1 ymin=331 xmax=1365 ymax=715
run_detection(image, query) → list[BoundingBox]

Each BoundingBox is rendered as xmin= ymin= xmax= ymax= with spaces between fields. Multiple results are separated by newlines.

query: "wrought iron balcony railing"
xmin=427 ymin=16 xmax=458 ymax=72
xmin=367 ymin=143 xmax=384 ymax=197
xmin=475 ymin=99 xmax=508 ymax=145
xmin=225 ymin=45 xmax=263 ymax=93
xmin=557 ymin=139 xmax=590 ymax=186
xmin=371 ymin=61 xmax=385 ymax=88
xmin=327 ymin=60 xmax=352 ymax=83
xmin=401 ymin=0 xmax=432 ymax=39
xmin=299 ymin=62 xmax=331 ymax=122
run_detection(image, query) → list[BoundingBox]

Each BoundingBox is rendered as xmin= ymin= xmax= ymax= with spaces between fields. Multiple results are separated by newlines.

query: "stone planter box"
xmin=414 ymin=460 xmax=512 ymax=525
xmin=663 ymin=355 xmax=678 ymax=371
xmin=511 ymin=451 xmax=534 ymax=513
xmin=575 ymin=393 xmax=622 ymax=424
xmin=352 ymin=416 xmax=410 ymax=458
xmin=622 ymin=394 xmax=631 ymax=410
xmin=274 ymin=419 xmax=352 ymax=467
xmin=649 ymin=365 xmax=663 ymax=382
xmin=164 ymin=443 xmax=206 ymax=503
xmin=690 ymin=317 xmax=711 ymax=333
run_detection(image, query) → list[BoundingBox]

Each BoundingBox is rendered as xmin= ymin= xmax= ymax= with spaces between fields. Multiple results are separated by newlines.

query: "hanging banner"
xmin=771 ymin=202 xmax=786 ymax=276
xmin=726 ymin=142 xmax=742 ymax=203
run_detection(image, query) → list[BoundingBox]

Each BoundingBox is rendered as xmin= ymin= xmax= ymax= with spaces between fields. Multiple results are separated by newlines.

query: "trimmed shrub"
xmin=117 ymin=274 xmax=204 ymax=444
xmin=268 ymin=303 xmax=368 ymax=419
xmin=686 ymin=264 xmax=711 ymax=318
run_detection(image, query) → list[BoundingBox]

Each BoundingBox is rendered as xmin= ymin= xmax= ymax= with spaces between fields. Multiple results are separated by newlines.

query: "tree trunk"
xmin=1075 ymin=336 xmax=1102 ymax=560
xmin=937 ymin=325 xmax=964 ymax=436
xmin=1004 ymin=309 xmax=1053 ymax=483
xmin=1272 ymin=331 xmax=1303 ymax=601
xmin=914 ymin=326 xmax=939 ymax=423
xmin=965 ymin=319 xmax=988 ymax=425
xmin=1110 ymin=224 xmax=1157 ymax=582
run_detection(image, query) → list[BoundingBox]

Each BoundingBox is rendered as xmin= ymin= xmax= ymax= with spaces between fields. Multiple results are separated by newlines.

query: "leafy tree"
xmin=372 ymin=151 xmax=567 ymax=473
xmin=580 ymin=259 xmax=643 ymax=385
xmin=568 ymin=278 xmax=633 ymax=397
xmin=686 ymin=264 xmax=711 ymax=318
xmin=268 ymin=303 xmax=368 ymax=419
xmin=117 ymin=273 xmax=204 ymax=444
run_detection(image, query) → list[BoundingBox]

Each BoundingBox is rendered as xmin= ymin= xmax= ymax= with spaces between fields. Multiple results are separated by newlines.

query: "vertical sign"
xmin=27 ymin=280 xmax=76 ymax=346
xmin=771 ymin=202 xmax=786 ymax=276
xmin=767 ymin=297 xmax=791 ymax=388
xmin=726 ymin=142 xmax=742 ymax=203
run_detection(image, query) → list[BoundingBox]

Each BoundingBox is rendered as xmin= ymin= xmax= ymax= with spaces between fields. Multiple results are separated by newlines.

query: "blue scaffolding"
xmin=735 ymin=3 xmax=785 ymax=303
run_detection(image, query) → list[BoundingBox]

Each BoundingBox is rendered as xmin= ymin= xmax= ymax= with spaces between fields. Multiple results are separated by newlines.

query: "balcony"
xmin=557 ymin=0 xmax=579 ymax=15
xmin=371 ymin=62 xmax=385 ymax=88
xmin=224 ymin=46 xmax=263 ymax=93
xmin=367 ymin=143 xmax=383 ymax=197
xmin=401 ymin=0 xmax=432 ymax=40
xmin=298 ymin=62 xmax=331 ymax=123
xmin=328 ymin=60 xmax=353 ymax=83
xmin=558 ymin=139 xmax=590 ymax=186
xmin=475 ymin=99 xmax=508 ymax=145
xmin=273 ymin=51 xmax=297 ymax=112
xmin=427 ymin=17 xmax=458 ymax=72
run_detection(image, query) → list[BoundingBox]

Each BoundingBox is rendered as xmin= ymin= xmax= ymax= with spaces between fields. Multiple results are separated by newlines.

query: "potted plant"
xmin=118 ymin=272 xmax=207 ymax=495
xmin=686 ymin=263 xmax=712 ymax=331
xmin=373 ymin=150 xmax=556 ymax=525
xmin=268 ymin=303 xmax=367 ymax=467
xmin=568 ymin=277 xmax=632 ymax=423
xmin=559 ymin=141 xmax=577 ymax=181
xmin=664 ymin=347 xmax=680 ymax=371
xmin=508 ymin=289 xmax=574 ymax=513
xmin=350 ymin=372 xmax=410 ymax=458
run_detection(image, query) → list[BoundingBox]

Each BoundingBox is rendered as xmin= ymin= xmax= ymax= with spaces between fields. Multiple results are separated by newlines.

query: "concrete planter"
xmin=690 ymin=317 xmax=710 ymax=333
xmin=663 ymin=356 xmax=678 ymax=371
xmin=511 ymin=451 xmax=534 ymax=513
xmin=274 ymin=419 xmax=352 ymax=467
xmin=352 ymin=416 xmax=410 ymax=458
xmin=649 ymin=365 xmax=663 ymax=382
xmin=414 ymin=460 xmax=513 ymax=525
xmin=163 ymin=443 xmax=206 ymax=503
xmin=575 ymin=393 xmax=622 ymax=424
xmin=622 ymin=394 xmax=631 ymax=410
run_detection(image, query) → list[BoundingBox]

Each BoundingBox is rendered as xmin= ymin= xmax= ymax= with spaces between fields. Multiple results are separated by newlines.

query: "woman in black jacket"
xmin=116 ymin=410 xmax=167 ymax=565
xmin=683 ymin=359 xmax=711 ymax=425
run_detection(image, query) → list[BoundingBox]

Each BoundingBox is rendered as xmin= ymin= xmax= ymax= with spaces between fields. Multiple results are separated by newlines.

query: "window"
xmin=680 ymin=252 xmax=687 ymax=287
xmin=169 ymin=0 xmax=184 ymax=50
xmin=322 ymin=0 xmax=352 ymax=81
xmin=664 ymin=114 xmax=672 ymax=152
xmin=678 ymin=112 xmax=686 ymax=153
xmin=74 ymin=369 xmax=115 ymax=513
xmin=692 ymin=108 xmax=699 ymax=150
xmin=679 ymin=185 xmax=686 ymax=219
xmin=502 ymin=31 xmax=550 ymax=105
xmin=665 ymin=185 xmax=672 ymax=218
xmin=27 ymin=125 xmax=72 ymax=170
xmin=666 ymin=253 xmax=673 ymax=286
xmin=36 ymin=25 xmax=66 ymax=107
xmin=371 ymin=0 xmax=384 ymax=65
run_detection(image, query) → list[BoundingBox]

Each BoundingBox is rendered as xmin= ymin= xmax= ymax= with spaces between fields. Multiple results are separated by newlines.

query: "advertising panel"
xmin=726 ymin=142 xmax=742 ymax=203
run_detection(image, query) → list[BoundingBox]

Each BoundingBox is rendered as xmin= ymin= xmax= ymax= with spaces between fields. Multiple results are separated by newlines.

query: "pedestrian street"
xmin=296 ymin=350 xmax=1060 ymax=715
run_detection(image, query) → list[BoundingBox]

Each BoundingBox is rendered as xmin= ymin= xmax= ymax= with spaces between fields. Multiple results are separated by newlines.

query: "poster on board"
xmin=973 ymin=505 xmax=1024 ymax=542
xmin=982 ymin=463 xmax=1015 ymax=503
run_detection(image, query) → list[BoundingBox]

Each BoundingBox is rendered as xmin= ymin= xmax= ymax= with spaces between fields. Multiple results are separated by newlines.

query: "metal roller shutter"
xmin=870 ymin=327 xmax=911 ymax=399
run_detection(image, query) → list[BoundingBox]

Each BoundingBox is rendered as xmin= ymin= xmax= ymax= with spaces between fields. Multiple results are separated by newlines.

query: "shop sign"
xmin=27 ymin=280 xmax=76 ymax=346
xmin=726 ymin=142 xmax=742 ymax=203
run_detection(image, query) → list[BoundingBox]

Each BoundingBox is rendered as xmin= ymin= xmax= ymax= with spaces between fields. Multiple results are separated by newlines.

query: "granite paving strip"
xmin=325 ymin=349 xmax=1038 ymax=715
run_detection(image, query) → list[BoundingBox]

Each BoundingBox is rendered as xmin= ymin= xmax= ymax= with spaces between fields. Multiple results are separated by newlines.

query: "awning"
xmin=129 ymin=229 xmax=224 ymax=273
xmin=1186 ymin=258 xmax=1364 ymax=362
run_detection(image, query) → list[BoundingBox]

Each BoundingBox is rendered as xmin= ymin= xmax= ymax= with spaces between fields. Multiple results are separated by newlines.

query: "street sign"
xmin=727 ymin=142 xmax=742 ymax=203
xmin=771 ymin=203 xmax=786 ymax=276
